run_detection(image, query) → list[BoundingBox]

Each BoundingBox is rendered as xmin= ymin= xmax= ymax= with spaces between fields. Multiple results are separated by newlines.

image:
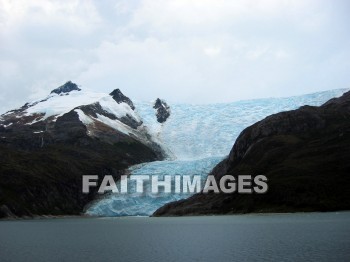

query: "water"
xmin=1 ymin=212 xmax=349 ymax=262
xmin=87 ymin=89 xmax=348 ymax=216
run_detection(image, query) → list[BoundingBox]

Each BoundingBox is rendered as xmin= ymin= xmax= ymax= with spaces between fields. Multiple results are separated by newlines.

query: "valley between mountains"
xmin=0 ymin=82 xmax=348 ymax=218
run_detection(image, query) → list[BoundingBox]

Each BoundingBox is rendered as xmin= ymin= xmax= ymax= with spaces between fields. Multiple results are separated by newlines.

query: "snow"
xmin=135 ymin=100 xmax=164 ymax=135
xmin=3 ymin=123 xmax=13 ymax=128
xmin=75 ymin=109 xmax=94 ymax=125
xmin=23 ymin=90 xmax=142 ymax=139
xmin=25 ymin=90 xmax=107 ymax=120
xmin=87 ymin=88 xmax=349 ymax=217
xmin=75 ymin=108 xmax=142 ymax=139
xmin=98 ymin=96 xmax=141 ymax=122
xmin=95 ymin=113 xmax=133 ymax=136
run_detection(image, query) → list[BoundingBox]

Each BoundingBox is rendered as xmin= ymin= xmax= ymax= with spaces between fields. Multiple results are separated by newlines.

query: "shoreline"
xmin=1 ymin=210 xmax=349 ymax=221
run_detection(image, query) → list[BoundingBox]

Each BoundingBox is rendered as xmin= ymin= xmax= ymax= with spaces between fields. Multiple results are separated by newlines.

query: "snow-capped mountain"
xmin=0 ymin=81 xmax=169 ymax=156
xmin=0 ymin=81 xmax=172 ymax=218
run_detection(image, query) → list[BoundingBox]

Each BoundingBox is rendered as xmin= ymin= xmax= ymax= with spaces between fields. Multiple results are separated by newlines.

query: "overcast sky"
xmin=0 ymin=0 xmax=349 ymax=113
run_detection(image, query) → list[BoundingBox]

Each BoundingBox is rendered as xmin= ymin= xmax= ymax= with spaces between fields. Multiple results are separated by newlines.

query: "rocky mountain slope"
xmin=0 ymin=82 xmax=168 ymax=218
xmin=153 ymin=91 xmax=350 ymax=216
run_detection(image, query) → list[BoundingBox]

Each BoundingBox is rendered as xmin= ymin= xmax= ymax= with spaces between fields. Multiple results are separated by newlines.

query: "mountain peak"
xmin=154 ymin=98 xmax=163 ymax=108
xmin=50 ymin=81 xmax=81 ymax=95
xmin=109 ymin=89 xmax=135 ymax=110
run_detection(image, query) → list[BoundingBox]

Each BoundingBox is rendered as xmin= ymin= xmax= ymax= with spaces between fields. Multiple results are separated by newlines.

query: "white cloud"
xmin=203 ymin=47 xmax=221 ymax=57
xmin=0 ymin=0 xmax=349 ymax=113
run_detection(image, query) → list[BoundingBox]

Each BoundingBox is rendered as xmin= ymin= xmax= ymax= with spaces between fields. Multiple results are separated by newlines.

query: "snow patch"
xmin=95 ymin=113 xmax=133 ymax=136
xmin=3 ymin=122 xmax=13 ymax=128
xmin=23 ymin=90 xmax=142 ymax=135
xmin=75 ymin=109 xmax=94 ymax=125
xmin=25 ymin=91 xmax=106 ymax=120
xmin=98 ymin=96 xmax=140 ymax=122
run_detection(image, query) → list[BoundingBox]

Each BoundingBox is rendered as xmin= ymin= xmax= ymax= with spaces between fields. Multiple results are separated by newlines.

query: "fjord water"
xmin=86 ymin=89 xmax=348 ymax=217
xmin=1 ymin=212 xmax=350 ymax=262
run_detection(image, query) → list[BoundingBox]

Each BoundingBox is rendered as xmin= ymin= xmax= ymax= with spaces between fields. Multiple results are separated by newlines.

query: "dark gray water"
xmin=1 ymin=212 xmax=349 ymax=262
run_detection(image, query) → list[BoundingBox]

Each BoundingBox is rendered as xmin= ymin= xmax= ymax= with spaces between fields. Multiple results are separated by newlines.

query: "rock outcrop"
xmin=50 ymin=81 xmax=81 ymax=94
xmin=153 ymin=98 xmax=170 ymax=123
xmin=110 ymin=89 xmax=135 ymax=110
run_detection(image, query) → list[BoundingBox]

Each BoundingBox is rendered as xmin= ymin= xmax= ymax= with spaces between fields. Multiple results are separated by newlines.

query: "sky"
xmin=0 ymin=0 xmax=349 ymax=113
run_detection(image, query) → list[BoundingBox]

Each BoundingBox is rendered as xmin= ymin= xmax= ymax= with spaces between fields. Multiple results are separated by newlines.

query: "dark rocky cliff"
xmin=153 ymin=91 xmax=350 ymax=216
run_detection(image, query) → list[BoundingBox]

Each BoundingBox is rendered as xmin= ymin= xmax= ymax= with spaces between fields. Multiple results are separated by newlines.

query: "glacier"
xmin=86 ymin=157 xmax=222 ymax=216
xmin=86 ymin=89 xmax=348 ymax=217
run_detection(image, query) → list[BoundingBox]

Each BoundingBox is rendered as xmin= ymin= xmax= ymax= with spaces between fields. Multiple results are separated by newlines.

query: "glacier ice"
xmin=86 ymin=89 xmax=348 ymax=216
xmin=86 ymin=157 xmax=222 ymax=216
